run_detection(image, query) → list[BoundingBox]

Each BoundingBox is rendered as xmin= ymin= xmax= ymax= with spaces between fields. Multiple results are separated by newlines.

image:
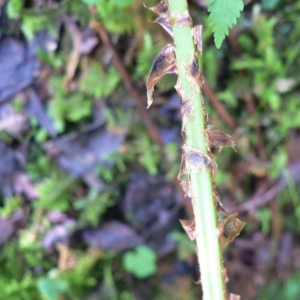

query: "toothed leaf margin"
xmin=206 ymin=0 xmax=244 ymax=49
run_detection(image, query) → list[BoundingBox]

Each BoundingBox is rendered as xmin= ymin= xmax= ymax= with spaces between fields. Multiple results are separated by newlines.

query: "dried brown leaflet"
xmin=178 ymin=144 xmax=217 ymax=206
xmin=192 ymin=25 xmax=203 ymax=56
xmin=180 ymin=219 xmax=196 ymax=240
xmin=218 ymin=213 xmax=245 ymax=246
xmin=179 ymin=144 xmax=218 ymax=178
xmin=205 ymin=125 xmax=236 ymax=156
xmin=146 ymin=44 xmax=177 ymax=108
xmin=145 ymin=0 xmax=173 ymax=37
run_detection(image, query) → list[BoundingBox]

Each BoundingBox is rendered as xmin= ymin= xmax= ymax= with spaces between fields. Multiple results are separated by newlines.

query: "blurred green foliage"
xmin=123 ymin=245 xmax=157 ymax=279
xmin=1 ymin=0 xmax=300 ymax=299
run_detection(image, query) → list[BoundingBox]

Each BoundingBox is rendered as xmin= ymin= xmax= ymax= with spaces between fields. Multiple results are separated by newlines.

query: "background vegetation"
xmin=0 ymin=0 xmax=300 ymax=299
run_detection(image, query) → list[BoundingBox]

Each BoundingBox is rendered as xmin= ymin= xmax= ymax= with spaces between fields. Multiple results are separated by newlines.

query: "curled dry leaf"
xmin=213 ymin=187 xmax=228 ymax=214
xmin=218 ymin=213 xmax=245 ymax=246
xmin=180 ymin=219 xmax=197 ymax=240
xmin=205 ymin=125 xmax=236 ymax=155
xmin=152 ymin=16 xmax=173 ymax=37
xmin=146 ymin=0 xmax=173 ymax=37
xmin=192 ymin=25 xmax=203 ymax=56
xmin=179 ymin=144 xmax=218 ymax=178
xmin=146 ymin=0 xmax=169 ymax=17
xmin=146 ymin=44 xmax=177 ymax=108
xmin=180 ymin=179 xmax=192 ymax=198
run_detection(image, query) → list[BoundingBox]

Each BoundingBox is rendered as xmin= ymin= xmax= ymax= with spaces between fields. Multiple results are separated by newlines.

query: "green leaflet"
xmin=207 ymin=0 xmax=244 ymax=49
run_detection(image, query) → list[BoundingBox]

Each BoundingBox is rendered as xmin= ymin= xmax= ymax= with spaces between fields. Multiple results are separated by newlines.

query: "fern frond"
xmin=207 ymin=0 xmax=244 ymax=49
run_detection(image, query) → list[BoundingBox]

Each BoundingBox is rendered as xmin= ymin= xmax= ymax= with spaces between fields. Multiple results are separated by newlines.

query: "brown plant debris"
xmin=192 ymin=25 xmax=203 ymax=56
xmin=146 ymin=0 xmax=169 ymax=17
xmin=146 ymin=0 xmax=172 ymax=37
xmin=218 ymin=213 xmax=245 ymax=246
xmin=213 ymin=187 xmax=228 ymax=214
xmin=146 ymin=44 xmax=177 ymax=108
xmin=174 ymin=78 xmax=195 ymax=133
xmin=183 ymin=55 xmax=204 ymax=94
xmin=146 ymin=0 xmax=173 ymax=37
xmin=178 ymin=144 xmax=218 ymax=179
xmin=152 ymin=16 xmax=173 ymax=37
xmin=172 ymin=10 xmax=193 ymax=27
xmin=180 ymin=219 xmax=196 ymax=240
xmin=205 ymin=125 xmax=236 ymax=155
xmin=180 ymin=179 xmax=192 ymax=198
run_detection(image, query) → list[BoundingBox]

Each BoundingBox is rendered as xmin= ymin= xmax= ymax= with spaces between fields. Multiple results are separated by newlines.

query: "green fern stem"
xmin=169 ymin=0 xmax=225 ymax=299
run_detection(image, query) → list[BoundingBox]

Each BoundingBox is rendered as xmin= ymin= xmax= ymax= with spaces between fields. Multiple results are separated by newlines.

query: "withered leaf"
xmin=180 ymin=219 xmax=197 ymax=240
xmin=180 ymin=179 xmax=192 ymax=198
xmin=184 ymin=55 xmax=204 ymax=94
xmin=145 ymin=0 xmax=169 ymax=17
xmin=172 ymin=11 xmax=193 ymax=27
xmin=181 ymin=98 xmax=194 ymax=133
xmin=146 ymin=1 xmax=172 ymax=36
xmin=146 ymin=44 xmax=177 ymax=108
xmin=218 ymin=213 xmax=245 ymax=246
xmin=205 ymin=125 xmax=236 ymax=155
xmin=192 ymin=25 xmax=203 ymax=55
xmin=213 ymin=188 xmax=228 ymax=214
xmin=178 ymin=144 xmax=218 ymax=178
xmin=152 ymin=16 xmax=173 ymax=37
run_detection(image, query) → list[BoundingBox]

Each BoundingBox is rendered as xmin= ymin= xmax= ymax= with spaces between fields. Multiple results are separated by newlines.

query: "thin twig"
xmin=244 ymin=93 xmax=266 ymax=160
xmin=91 ymin=21 xmax=164 ymax=147
xmin=91 ymin=20 xmax=193 ymax=217
xmin=229 ymin=161 xmax=300 ymax=213
xmin=202 ymin=81 xmax=236 ymax=130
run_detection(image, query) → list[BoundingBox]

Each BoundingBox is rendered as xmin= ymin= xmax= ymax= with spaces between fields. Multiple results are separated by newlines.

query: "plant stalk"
xmin=168 ymin=0 xmax=225 ymax=299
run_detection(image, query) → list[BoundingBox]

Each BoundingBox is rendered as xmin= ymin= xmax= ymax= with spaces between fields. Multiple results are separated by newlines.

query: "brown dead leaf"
xmin=192 ymin=25 xmax=203 ymax=55
xmin=205 ymin=125 xmax=236 ymax=155
xmin=213 ymin=187 xmax=228 ymax=214
xmin=218 ymin=213 xmax=245 ymax=246
xmin=146 ymin=44 xmax=177 ymax=108
xmin=180 ymin=179 xmax=192 ymax=198
xmin=178 ymin=144 xmax=218 ymax=178
xmin=180 ymin=219 xmax=197 ymax=240
xmin=152 ymin=16 xmax=173 ymax=37
xmin=172 ymin=10 xmax=193 ymax=27
xmin=184 ymin=55 xmax=204 ymax=93
xmin=145 ymin=0 xmax=172 ymax=36
xmin=146 ymin=0 xmax=169 ymax=17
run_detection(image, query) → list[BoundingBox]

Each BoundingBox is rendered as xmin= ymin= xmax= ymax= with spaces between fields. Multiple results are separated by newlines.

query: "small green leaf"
xmin=207 ymin=0 xmax=244 ymax=48
xmin=123 ymin=245 xmax=157 ymax=279
xmin=37 ymin=275 xmax=68 ymax=300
